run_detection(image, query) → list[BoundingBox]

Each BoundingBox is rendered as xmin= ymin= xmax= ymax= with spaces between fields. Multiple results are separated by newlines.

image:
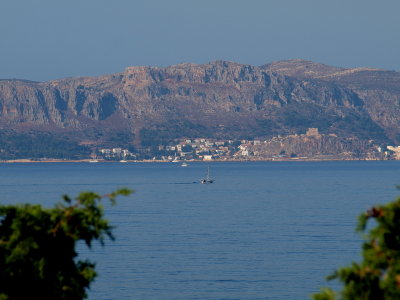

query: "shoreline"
xmin=0 ymin=158 xmax=394 ymax=163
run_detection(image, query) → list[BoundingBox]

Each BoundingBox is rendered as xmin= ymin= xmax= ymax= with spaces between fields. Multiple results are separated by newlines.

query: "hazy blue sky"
xmin=1 ymin=0 xmax=399 ymax=81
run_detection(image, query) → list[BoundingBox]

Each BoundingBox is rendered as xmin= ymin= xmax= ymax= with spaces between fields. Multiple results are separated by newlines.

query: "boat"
xmin=120 ymin=160 xmax=128 ymax=163
xmin=89 ymin=159 xmax=99 ymax=163
xmin=181 ymin=162 xmax=188 ymax=167
xmin=200 ymin=166 xmax=214 ymax=184
xmin=172 ymin=153 xmax=179 ymax=163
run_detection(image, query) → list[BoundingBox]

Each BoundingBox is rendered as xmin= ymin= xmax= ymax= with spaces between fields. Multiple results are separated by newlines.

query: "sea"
xmin=1 ymin=161 xmax=400 ymax=299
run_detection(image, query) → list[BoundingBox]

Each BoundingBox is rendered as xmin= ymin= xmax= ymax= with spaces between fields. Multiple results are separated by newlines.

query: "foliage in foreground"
xmin=0 ymin=188 xmax=132 ymax=300
xmin=312 ymin=190 xmax=400 ymax=300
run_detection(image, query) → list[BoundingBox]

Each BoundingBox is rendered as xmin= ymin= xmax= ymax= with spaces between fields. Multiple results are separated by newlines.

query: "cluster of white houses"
xmin=98 ymin=148 xmax=135 ymax=159
xmin=157 ymin=138 xmax=268 ymax=161
xmin=96 ymin=138 xmax=262 ymax=161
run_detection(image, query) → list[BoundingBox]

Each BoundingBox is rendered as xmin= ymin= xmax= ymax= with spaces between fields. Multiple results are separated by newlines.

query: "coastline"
xmin=0 ymin=157 xmax=390 ymax=163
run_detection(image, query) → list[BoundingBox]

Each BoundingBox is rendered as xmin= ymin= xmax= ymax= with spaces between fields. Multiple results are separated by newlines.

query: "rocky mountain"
xmin=0 ymin=59 xmax=399 ymax=158
xmin=262 ymin=60 xmax=400 ymax=142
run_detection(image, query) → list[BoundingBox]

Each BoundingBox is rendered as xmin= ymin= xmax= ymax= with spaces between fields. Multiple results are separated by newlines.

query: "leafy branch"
xmin=0 ymin=188 xmax=132 ymax=300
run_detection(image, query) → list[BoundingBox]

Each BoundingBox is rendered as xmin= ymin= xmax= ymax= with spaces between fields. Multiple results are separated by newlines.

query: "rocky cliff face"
xmin=262 ymin=59 xmax=400 ymax=142
xmin=0 ymin=60 xmax=399 ymax=151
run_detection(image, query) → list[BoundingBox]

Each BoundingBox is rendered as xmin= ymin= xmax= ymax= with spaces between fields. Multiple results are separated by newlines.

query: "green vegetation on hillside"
xmin=140 ymin=120 xmax=209 ymax=146
xmin=0 ymin=131 xmax=91 ymax=159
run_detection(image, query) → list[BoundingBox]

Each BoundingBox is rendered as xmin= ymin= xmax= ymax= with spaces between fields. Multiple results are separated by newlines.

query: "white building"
xmin=112 ymin=148 xmax=122 ymax=155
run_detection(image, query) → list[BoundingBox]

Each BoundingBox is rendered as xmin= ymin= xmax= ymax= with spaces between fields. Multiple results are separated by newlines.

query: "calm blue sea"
xmin=1 ymin=161 xmax=400 ymax=299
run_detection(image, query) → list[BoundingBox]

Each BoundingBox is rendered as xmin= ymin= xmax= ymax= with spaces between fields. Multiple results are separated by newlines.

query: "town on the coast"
xmin=90 ymin=128 xmax=400 ymax=162
xmin=3 ymin=128 xmax=400 ymax=163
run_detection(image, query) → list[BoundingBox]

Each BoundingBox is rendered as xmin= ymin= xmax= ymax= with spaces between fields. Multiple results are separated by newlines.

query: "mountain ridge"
xmin=1 ymin=59 xmax=399 ymax=158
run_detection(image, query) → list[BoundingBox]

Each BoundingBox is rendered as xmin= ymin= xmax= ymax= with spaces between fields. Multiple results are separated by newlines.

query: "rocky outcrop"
xmin=0 ymin=60 xmax=399 ymax=151
xmin=247 ymin=133 xmax=383 ymax=160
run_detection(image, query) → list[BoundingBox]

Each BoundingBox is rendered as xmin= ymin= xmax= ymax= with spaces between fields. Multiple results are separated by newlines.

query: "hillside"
xmin=0 ymin=60 xmax=399 ymax=158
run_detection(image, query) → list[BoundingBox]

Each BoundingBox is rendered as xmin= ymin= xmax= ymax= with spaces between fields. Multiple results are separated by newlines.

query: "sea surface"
xmin=1 ymin=161 xmax=400 ymax=299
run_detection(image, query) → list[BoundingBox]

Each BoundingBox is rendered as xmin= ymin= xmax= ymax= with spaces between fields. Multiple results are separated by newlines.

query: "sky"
xmin=1 ymin=0 xmax=399 ymax=81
